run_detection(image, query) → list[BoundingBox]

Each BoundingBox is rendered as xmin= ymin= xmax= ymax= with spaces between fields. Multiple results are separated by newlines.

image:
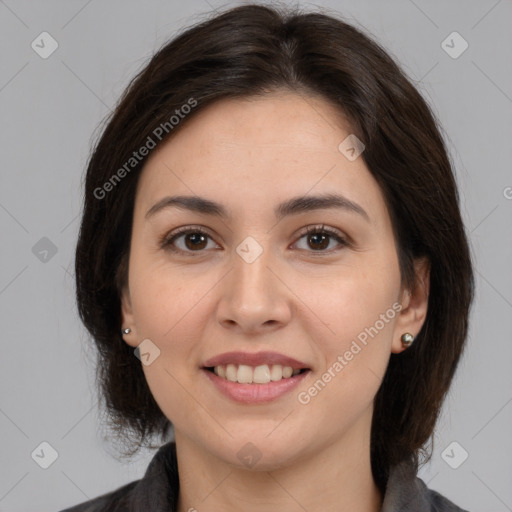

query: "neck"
xmin=174 ymin=406 xmax=383 ymax=512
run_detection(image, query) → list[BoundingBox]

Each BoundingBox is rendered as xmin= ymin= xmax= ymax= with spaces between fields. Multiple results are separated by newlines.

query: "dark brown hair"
xmin=75 ymin=3 xmax=474 ymax=493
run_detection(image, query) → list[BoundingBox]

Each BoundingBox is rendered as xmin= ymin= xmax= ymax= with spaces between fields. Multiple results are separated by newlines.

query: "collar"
xmin=88 ymin=441 xmax=467 ymax=512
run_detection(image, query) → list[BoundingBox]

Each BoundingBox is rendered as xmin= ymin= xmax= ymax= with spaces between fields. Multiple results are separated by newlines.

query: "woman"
xmin=62 ymin=4 xmax=474 ymax=511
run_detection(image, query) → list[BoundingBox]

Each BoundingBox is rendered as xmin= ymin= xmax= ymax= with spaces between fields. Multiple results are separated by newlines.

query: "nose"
xmin=216 ymin=242 xmax=292 ymax=335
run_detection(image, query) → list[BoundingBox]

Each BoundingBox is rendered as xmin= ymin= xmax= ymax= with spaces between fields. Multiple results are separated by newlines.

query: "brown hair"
xmin=74 ymin=3 xmax=474 ymax=493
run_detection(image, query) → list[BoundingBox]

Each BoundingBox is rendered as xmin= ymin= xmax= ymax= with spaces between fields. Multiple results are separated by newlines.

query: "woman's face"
xmin=121 ymin=91 xmax=428 ymax=469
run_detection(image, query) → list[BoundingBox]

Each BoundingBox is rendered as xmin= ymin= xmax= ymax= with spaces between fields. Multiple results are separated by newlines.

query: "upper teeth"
xmin=213 ymin=364 xmax=301 ymax=384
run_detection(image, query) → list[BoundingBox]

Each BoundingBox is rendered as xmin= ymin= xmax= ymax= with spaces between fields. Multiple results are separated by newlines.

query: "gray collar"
xmin=70 ymin=441 xmax=468 ymax=512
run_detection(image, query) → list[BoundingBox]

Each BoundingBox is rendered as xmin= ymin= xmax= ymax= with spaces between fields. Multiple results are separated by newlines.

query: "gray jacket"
xmin=59 ymin=441 xmax=469 ymax=511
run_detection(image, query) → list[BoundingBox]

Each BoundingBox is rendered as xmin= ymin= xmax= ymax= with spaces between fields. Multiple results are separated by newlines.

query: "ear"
xmin=120 ymin=284 xmax=139 ymax=348
xmin=391 ymin=257 xmax=430 ymax=354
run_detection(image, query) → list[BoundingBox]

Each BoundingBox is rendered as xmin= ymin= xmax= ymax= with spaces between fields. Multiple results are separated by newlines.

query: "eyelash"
xmin=159 ymin=224 xmax=350 ymax=256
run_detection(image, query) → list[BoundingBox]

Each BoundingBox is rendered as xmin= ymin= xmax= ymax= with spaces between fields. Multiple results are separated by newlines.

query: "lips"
xmin=201 ymin=351 xmax=312 ymax=402
xmin=202 ymin=366 xmax=310 ymax=403
xmin=202 ymin=351 xmax=310 ymax=370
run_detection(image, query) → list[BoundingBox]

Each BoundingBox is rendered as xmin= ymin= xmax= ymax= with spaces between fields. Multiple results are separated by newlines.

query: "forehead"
xmin=164 ymin=91 xmax=352 ymax=152
xmin=134 ymin=92 xmax=386 ymax=226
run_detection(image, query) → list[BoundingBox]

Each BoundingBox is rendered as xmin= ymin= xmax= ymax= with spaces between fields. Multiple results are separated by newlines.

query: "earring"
xmin=401 ymin=333 xmax=415 ymax=348
xmin=122 ymin=327 xmax=131 ymax=335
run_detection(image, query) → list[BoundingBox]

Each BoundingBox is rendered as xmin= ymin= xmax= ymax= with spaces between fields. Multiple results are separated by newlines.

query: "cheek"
xmin=297 ymin=275 xmax=400 ymax=432
xmin=128 ymin=245 xmax=193 ymax=337
xmin=311 ymin=255 xmax=400 ymax=334
xmin=130 ymin=265 xmax=205 ymax=425
xmin=128 ymin=253 xmax=213 ymax=371
xmin=302 ymin=252 xmax=401 ymax=389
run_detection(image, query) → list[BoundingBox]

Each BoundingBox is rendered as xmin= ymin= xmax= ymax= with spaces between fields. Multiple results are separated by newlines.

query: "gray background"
xmin=0 ymin=0 xmax=511 ymax=511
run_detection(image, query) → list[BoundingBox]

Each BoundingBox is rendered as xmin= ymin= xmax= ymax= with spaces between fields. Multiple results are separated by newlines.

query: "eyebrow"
xmin=145 ymin=193 xmax=370 ymax=223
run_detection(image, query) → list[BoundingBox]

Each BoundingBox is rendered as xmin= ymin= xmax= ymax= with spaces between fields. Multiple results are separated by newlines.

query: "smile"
xmin=202 ymin=366 xmax=311 ymax=404
xmin=206 ymin=364 xmax=307 ymax=384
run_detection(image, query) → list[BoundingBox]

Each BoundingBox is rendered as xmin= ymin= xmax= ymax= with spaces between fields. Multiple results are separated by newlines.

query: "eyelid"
xmin=158 ymin=224 xmax=217 ymax=252
xmin=160 ymin=223 xmax=350 ymax=255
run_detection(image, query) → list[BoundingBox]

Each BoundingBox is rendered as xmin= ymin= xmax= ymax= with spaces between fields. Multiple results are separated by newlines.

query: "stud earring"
xmin=122 ymin=327 xmax=131 ymax=335
xmin=401 ymin=333 xmax=415 ymax=348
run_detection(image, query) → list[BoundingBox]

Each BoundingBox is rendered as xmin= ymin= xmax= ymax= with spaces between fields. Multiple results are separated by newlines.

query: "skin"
xmin=120 ymin=90 xmax=430 ymax=512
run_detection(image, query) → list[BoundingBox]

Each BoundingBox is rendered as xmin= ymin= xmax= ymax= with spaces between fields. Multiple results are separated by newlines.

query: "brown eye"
xmin=161 ymin=227 xmax=218 ymax=254
xmin=294 ymin=225 xmax=349 ymax=253
xmin=306 ymin=232 xmax=330 ymax=250
xmin=160 ymin=224 xmax=349 ymax=256
xmin=181 ymin=232 xmax=209 ymax=251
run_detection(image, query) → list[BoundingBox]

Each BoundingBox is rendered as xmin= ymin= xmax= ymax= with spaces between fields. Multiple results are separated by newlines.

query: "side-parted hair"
xmin=74 ymin=3 xmax=474 ymax=493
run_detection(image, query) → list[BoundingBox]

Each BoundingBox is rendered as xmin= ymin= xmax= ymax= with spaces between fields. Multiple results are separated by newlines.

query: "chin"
xmin=213 ymin=433 xmax=309 ymax=472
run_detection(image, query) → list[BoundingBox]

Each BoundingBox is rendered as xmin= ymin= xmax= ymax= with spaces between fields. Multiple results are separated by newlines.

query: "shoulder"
xmin=58 ymin=479 xmax=139 ymax=512
xmin=58 ymin=441 xmax=179 ymax=512
xmin=417 ymin=478 xmax=470 ymax=512
xmin=383 ymin=457 xmax=470 ymax=512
